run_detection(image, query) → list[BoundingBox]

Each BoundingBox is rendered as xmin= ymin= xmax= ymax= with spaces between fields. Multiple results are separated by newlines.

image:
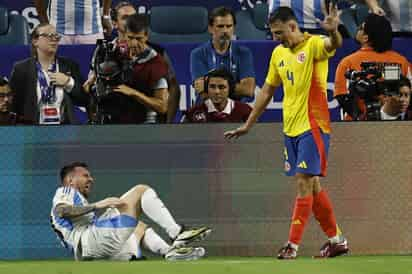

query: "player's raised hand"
xmin=95 ymin=197 xmax=126 ymax=209
xmin=320 ymin=3 xmax=339 ymax=33
xmin=224 ymin=125 xmax=250 ymax=140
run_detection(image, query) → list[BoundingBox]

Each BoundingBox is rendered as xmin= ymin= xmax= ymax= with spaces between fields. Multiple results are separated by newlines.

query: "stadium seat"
xmin=340 ymin=4 xmax=370 ymax=38
xmin=0 ymin=7 xmax=30 ymax=45
xmin=149 ymin=6 xmax=210 ymax=43
xmin=251 ymin=2 xmax=268 ymax=31
xmin=235 ymin=5 xmax=267 ymax=41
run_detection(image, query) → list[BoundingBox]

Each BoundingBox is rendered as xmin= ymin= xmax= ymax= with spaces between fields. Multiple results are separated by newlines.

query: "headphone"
xmin=0 ymin=76 xmax=9 ymax=86
xmin=203 ymin=68 xmax=236 ymax=96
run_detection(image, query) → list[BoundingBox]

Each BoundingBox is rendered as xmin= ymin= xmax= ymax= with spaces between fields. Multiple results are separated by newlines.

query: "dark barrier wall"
xmin=1 ymin=122 xmax=412 ymax=259
xmin=1 ymin=38 xmax=412 ymax=122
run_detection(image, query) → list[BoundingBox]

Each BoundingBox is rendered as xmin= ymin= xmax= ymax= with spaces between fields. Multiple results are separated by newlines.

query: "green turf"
xmin=1 ymin=256 xmax=411 ymax=274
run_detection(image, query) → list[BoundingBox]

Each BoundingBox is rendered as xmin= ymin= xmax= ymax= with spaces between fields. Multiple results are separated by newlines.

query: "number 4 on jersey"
xmin=287 ymin=70 xmax=294 ymax=85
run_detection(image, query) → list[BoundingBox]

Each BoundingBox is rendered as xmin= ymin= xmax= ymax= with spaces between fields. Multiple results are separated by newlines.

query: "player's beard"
xmin=282 ymin=40 xmax=290 ymax=48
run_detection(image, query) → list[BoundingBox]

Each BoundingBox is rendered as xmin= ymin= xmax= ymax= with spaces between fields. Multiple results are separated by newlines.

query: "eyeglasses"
xmin=0 ymin=93 xmax=13 ymax=99
xmin=38 ymin=32 xmax=62 ymax=41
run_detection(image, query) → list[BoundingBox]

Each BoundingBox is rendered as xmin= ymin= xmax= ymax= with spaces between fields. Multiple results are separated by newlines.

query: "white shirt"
xmin=204 ymin=98 xmax=235 ymax=114
xmin=380 ymin=107 xmax=407 ymax=120
xmin=50 ymin=186 xmax=95 ymax=260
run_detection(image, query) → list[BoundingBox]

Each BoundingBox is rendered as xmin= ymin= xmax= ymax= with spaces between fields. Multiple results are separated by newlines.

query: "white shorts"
xmin=80 ymin=208 xmax=142 ymax=261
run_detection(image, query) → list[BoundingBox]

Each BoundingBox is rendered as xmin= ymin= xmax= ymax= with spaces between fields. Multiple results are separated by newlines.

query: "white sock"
xmin=142 ymin=228 xmax=171 ymax=255
xmin=141 ymin=188 xmax=181 ymax=239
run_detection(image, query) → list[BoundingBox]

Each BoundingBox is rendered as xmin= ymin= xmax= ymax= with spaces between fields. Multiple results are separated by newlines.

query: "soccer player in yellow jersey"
xmin=225 ymin=6 xmax=349 ymax=259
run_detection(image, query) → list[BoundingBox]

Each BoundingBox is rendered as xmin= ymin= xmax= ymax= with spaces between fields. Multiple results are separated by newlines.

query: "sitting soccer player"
xmin=182 ymin=68 xmax=252 ymax=123
xmin=50 ymin=162 xmax=211 ymax=261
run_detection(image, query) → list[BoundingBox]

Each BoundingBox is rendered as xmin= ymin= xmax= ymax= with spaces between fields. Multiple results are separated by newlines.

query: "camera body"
xmin=344 ymin=62 xmax=401 ymax=120
xmin=93 ymin=39 xmax=133 ymax=98
xmin=91 ymin=39 xmax=134 ymax=123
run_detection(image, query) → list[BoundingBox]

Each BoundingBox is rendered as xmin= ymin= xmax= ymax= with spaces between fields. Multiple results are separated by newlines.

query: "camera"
xmin=93 ymin=39 xmax=133 ymax=98
xmin=91 ymin=39 xmax=134 ymax=123
xmin=344 ymin=62 xmax=402 ymax=120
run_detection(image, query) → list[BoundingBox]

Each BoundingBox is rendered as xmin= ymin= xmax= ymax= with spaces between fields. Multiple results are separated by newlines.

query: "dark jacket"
xmin=9 ymin=57 xmax=89 ymax=124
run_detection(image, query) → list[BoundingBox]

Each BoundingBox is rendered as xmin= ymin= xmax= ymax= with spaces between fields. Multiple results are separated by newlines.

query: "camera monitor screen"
xmin=383 ymin=64 xmax=401 ymax=81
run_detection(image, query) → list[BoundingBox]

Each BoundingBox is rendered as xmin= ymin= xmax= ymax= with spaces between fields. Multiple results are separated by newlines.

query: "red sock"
xmin=312 ymin=190 xmax=338 ymax=238
xmin=288 ymin=195 xmax=313 ymax=245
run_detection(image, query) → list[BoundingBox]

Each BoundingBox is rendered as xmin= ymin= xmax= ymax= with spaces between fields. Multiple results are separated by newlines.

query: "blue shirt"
xmin=190 ymin=41 xmax=255 ymax=86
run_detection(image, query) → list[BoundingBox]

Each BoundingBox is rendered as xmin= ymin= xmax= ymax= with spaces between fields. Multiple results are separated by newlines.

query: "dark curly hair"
xmin=268 ymin=6 xmax=298 ymax=25
xmin=208 ymin=6 xmax=236 ymax=26
xmin=363 ymin=14 xmax=392 ymax=53
xmin=60 ymin=162 xmax=89 ymax=184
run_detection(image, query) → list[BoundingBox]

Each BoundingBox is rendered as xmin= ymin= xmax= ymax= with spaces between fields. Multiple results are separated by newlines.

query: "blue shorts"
xmin=283 ymin=128 xmax=330 ymax=177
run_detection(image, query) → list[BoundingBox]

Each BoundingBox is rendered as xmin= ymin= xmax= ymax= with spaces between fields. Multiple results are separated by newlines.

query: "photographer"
xmin=381 ymin=76 xmax=411 ymax=120
xmin=334 ymin=14 xmax=411 ymax=120
xmin=84 ymin=1 xmax=181 ymax=123
xmin=89 ymin=14 xmax=169 ymax=124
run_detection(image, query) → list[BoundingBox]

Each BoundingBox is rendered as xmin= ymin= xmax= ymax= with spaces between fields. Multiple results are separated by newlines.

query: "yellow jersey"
xmin=265 ymin=33 xmax=334 ymax=137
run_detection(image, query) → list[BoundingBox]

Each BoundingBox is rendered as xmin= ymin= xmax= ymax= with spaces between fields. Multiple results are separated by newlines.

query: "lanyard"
xmin=211 ymin=43 xmax=236 ymax=76
xmin=36 ymin=61 xmax=57 ymax=103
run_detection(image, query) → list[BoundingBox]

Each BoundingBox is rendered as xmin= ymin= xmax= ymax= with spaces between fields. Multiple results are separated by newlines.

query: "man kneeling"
xmin=50 ymin=162 xmax=211 ymax=261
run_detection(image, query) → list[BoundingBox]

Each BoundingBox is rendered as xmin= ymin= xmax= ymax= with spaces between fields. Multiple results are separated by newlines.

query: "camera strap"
xmin=211 ymin=42 xmax=237 ymax=77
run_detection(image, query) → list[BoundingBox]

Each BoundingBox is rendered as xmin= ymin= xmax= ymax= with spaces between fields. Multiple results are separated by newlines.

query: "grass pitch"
xmin=1 ymin=256 xmax=411 ymax=274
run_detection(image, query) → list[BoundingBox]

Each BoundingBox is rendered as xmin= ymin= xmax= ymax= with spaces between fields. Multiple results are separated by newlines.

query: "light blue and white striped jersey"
xmin=382 ymin=0 xmax=412 ymax=32
xmin=50 ymin=186 xmax=95 ymax=259
xmin=48 ymin=0 xmax=103 ymax=35
xmin=268 ymin=0 xmax=327 ymax=30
